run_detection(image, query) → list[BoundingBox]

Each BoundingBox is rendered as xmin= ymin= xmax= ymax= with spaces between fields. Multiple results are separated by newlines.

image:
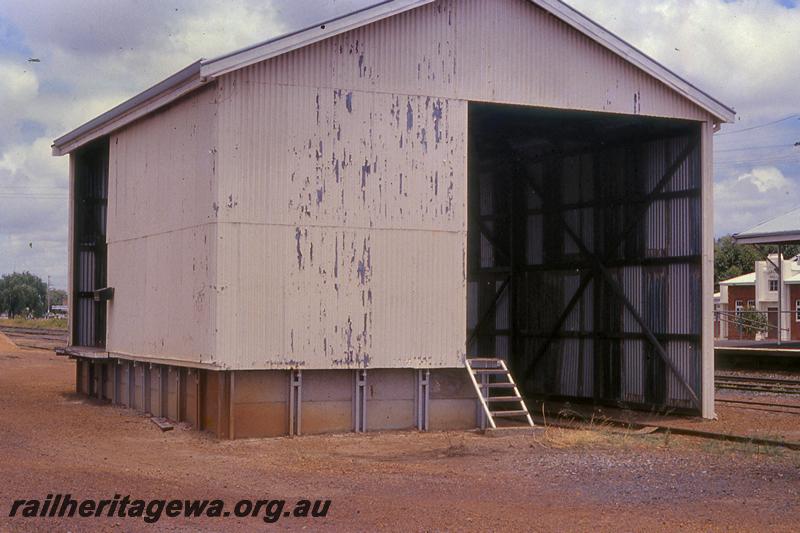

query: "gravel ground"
xmin=0 ymin=335 xmax=798 ymax=532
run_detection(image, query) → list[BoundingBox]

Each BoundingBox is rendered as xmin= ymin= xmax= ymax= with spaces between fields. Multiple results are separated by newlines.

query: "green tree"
xmin=48 ymin=288 xmax=67 ymax=306
xmin=733 ymin=307 xmax=769 ymax=338
xmin=0 ymin=272 xmax=47 ymax=318
xmin=714 ymin=235 xmax=800 ymax=286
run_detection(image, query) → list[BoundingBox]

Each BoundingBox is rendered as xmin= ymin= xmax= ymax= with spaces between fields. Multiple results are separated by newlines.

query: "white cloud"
xmin=0 ymin=137 xmax=65 ymax=179
xmin=0 ymin=0 xmax=288 ymax=288
xmin=0 ymin=60 xmax=38 ymax=109
xmin=171 ymin=5 xmax=286 ymax=60
xmin=714 ymin=166 xmax=800 ymax=234
xmin=565 ymin=0 xmax=800 ymax=121
xmin=737 ymin=166 xmax=792 ymax=193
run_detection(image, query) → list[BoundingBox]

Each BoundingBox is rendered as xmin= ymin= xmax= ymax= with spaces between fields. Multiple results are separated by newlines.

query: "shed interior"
xmin=466 ymin=103 xmax=703 ymax=413
xmin=72 ymin=140 xmax=109 ymax=348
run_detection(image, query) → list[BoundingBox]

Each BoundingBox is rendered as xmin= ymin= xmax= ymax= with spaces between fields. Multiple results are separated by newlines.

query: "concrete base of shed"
xmin=72 ymin=357 xmax=478 ymax=438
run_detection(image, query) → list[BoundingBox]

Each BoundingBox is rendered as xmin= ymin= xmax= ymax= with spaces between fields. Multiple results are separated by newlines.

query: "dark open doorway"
xmin=72 ymin=139 xmax=109 ymax=348
xmin=466 ymin=103 xmax=703 ymax=413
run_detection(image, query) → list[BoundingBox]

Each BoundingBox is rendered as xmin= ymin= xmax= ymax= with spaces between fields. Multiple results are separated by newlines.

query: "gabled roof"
xmin=733 ymin=207 xmax=800 ymax=245
xmin=719 ymin=272 xmax=756 ymax=286
xmin=52 ymin=0 xmax=735 ymax=156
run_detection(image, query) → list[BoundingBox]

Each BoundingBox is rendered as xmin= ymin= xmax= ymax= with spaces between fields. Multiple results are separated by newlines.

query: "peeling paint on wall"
xmin=213 ymin=78 xmax=467 ymax=369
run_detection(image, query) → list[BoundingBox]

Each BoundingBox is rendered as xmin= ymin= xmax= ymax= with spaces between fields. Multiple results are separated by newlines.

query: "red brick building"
xmin=717 ymin=273 xmax=756 ymax=340
xmin=717 ymin=255 xmax=800 ymax=342
xmin=790 ymin=284 xmax=800 ymax=341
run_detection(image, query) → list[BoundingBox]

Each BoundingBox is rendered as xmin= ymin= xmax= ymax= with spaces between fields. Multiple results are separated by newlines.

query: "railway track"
xmin=716 ymin=397 xmax=800 ymax=415
xmin=0 ymin=326 xmax=68 ymax=349
xmin=715 ymin=374 xmax=800 ymax=395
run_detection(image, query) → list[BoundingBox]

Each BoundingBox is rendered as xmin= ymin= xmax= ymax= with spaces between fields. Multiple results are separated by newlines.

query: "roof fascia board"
xmin=529 ymin=0 xmax=736 ymax=123
xmin=52 ymin=61 xmax=204 ymax=156
xmin=199 ymin=0 xmax=434 ymax=79
xmin=733 ymin=233 xmax=800 ymax=245
xmin=719 ymin=279 xmax=756 ymax=286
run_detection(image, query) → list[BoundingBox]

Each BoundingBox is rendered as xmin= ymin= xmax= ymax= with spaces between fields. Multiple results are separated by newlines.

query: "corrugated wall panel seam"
xmin=106 ymin=221 xmax=217 ymax=245
xmin=213 ymin=221 xmax=463 ymax=234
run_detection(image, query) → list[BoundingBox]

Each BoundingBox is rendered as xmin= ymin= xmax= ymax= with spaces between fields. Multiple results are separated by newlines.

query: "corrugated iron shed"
xmin=54 ymin=0 xmax=732 ymax=422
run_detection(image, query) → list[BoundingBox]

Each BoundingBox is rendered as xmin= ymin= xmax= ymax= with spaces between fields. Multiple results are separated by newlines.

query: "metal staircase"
xmin=466 ymin=358 xmax=534 ymax=429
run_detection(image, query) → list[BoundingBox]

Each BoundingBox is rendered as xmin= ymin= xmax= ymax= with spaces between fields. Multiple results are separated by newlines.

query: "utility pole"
xmin=46 ymin=275 xmax=51 ymax=317
xmin=777 ymin=245 xmax=783 ymax=346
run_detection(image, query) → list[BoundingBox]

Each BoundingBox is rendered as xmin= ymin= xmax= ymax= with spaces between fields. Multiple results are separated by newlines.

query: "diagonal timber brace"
xmin=509 ymin=137 xmax=701 ymax=407
xmin=525 ymin=270 xmax=594 ymax=375
xmin=467 ymin=275 xmax=511 ymax=350
xmin=476 ymin=218 xmax=511 ymax=262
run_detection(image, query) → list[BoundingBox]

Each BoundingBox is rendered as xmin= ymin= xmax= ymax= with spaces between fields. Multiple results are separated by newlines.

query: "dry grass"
xmin=0 ymin=317 xmax=67 ymax=330
xmin=539 ymin=427 xmax=613 ymax=448
xmin=534 ymin=413 xmax=800 ymax=466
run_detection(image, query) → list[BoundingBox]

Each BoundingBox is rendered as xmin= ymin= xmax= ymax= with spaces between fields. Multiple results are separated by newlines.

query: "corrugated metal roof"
xmin=733 ymin=207 xmax=800 ymax=245
xmin=52 ymin=0 xmax=735 ymax=155
xmin=719 ymin=272 xmax=756 ymax=286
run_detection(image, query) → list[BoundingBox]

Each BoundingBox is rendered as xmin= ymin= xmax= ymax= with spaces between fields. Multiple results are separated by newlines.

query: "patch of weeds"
xmin=0 ymin=317 xmax=67 ymax=330
xmin=443 ymin=435 xmax=469 ymax=457
xmin=540 ymin=427 xmax=614 ymax=449
xmin=661 ymin=429 xmax=671 ymax=449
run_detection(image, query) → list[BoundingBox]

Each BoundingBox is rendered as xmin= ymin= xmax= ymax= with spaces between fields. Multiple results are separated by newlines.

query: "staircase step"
xmin=486 ymin=396 xmax=521 ymax=402
xmin=490 ymin=410 xmax=529 ymax=417
xmin=484 ymin=383 xmax=516 ymax=388
xmin=464 ymin=357 xmax=534 ymax=429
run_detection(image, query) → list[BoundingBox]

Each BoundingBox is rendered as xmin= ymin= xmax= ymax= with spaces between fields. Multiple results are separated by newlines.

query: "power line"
xmin=715 ymin=153 xmax=800 ymax=165
xmin=716 ymin=143 xmax=800 ymax=153
xmin=1 ymin=186 xmax=67 ymax=190
xmin=716 ymin=150 xmax=800 ymax=162
xmin=714 ymin=154 xmax=800 ymax=166
xmin=717 ymin=114 xmax=799 ymax=136
xmin=0 ymin=195 xmax=67 ymax=200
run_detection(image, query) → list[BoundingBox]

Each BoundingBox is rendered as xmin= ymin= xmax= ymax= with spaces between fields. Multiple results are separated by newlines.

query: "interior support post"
xmin=778 ymin=244 xmax=783 ymax=346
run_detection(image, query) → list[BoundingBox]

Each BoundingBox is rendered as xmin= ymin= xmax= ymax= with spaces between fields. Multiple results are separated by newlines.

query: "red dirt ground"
xmin=0 ymin=335 xmax=798 ymax=532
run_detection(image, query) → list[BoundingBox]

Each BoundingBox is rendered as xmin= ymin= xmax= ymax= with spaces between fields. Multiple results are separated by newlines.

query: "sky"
xmin=0 ymin=0 xmax=798 ymax=289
